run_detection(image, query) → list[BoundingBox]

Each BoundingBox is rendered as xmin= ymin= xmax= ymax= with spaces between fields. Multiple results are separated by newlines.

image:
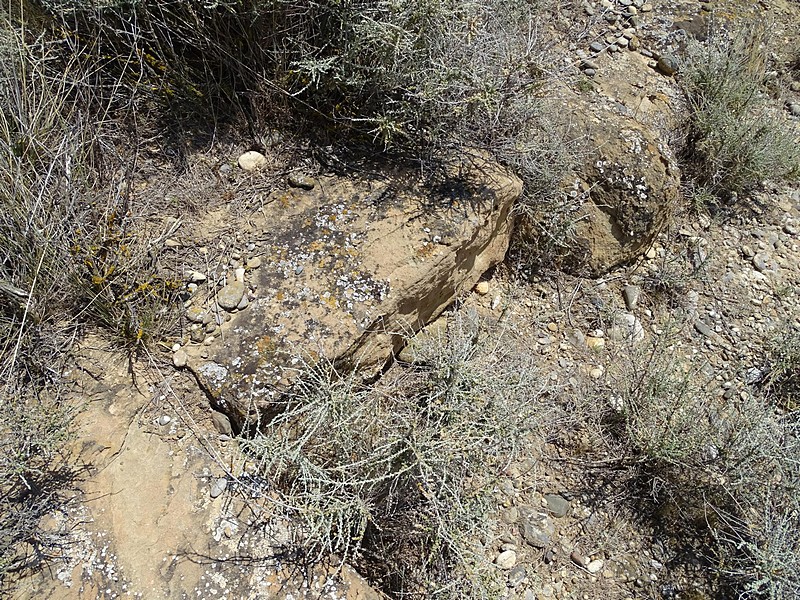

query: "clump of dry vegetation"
xmin=679 ymin=25 xmax=800 ymax=204
xmin=239 ymin=310 xmax=545 ymax=599
xmin=569 ymin=326 xmax=800 ymax=599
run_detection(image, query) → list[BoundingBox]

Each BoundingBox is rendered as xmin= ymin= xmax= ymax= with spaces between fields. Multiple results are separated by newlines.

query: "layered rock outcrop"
xmin=182 ymin=158 xmax=521 ymax=429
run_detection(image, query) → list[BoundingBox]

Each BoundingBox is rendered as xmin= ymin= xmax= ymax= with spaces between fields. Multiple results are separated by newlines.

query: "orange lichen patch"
xmin=276 ymin=290 xmax=286 ymax=301
xmin=321 ymin=295 xmax=338 ymax=309
xmin=256 ymin=335 xmax=278 ymax=357
xmin=415 ymin=243 xmax=438 ymax=259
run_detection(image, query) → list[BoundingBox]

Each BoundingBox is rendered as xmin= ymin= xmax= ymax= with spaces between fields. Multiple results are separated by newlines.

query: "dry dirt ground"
xmin=8 ymin=0 xmax=800 ymax=598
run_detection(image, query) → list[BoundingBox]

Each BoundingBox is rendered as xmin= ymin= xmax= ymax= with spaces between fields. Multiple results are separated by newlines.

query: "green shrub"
xmin=239 ymin=309 xmax=542 ymax=599
xmin=679 ymin=25 xmax=800 ymax=201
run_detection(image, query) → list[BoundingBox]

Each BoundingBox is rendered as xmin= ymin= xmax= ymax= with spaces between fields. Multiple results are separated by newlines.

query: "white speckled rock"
xmin=184 ymin=159 xmax=521 ymax=429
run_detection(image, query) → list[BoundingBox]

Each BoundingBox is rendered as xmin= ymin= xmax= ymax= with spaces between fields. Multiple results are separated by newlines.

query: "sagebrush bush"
xmin=679 ymin=25 xmax=800 ymax=200
xmin=578 ymin=329 xmax=800 ymax=599
xmin=0 ymin=14 xmax=180 ymax=585
xmin=38 ymin=0 xmax=574 ymax=210
xmin=762 ymin=329 xmax=800 ymax=410
xmin=238 ymin=309 xmax=543 ymax=599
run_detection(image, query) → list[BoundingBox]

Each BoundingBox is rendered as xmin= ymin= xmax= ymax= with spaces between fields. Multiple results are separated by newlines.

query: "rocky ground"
xmin=7 ymin=0 xmax=800 ymax=598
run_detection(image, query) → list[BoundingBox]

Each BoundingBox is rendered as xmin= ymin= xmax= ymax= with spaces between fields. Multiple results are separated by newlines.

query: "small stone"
xmin=236 ymin=295 xmax=250 ymax=310
xmin=571 ymin=551 xmax=589 ymax=568
xmin=628 ymin=35 xmax=640 ymax=50
xmin=186 ymin=306 xmax=206 ymax=324
xmin=589 ymin=41 xmax=605 ymax=53
xmin=587 ymin=559 xmax=605 ymax=573
xmin=217 ymin=281 xmax=246 ymax=310
xmin=158 ymin=415 xmax=171 ymax=426
xmin=586 ymin=336 xmax=605 ymax=351
xmin=752 ymin=253 xmax=769 ymax=272
xmin=211 ymin=411 xmax=233 ymax=436
xmin=622 ymin=285 xmax=641 ymax=310
xmin=210 ymin=477 xmax=228 ymax=499
xmin=547 ymin=322 xmax=558 ymax=333
xmin=288 ymin=173 xmax=315 ymax=190
xmin=590 ymin=366 xmax=604 ymax=379
xmin=189 ymin=271 xmax=207 ymax=283
xmin=246 ymin=256 xmax=262 ymax=270
xmin=584 ymin=68 xmax=597 ymax=77
xmin=742 ymin=245 xmax=755 ymax=258
xmin=234 ymin=267 xmax=246 ymax=282
xmin=694 ymin=320 xmax=714 ymax=337
xmin=656 ymin=55 xmax=679 ymax=76
xmin=475 ymin=280 xmax=490 ymax=295
xmin=641 ymin=2 xmax=652 ymax=10
xmin=544 ymin=493 xmax=571 ymax=518
xmin=508 ymin=565 xmax=527 ymax=586
xmin=496 ymin=550 xmax=517 ymax=570
xmin=789 ymin=103 xmax=800 ymax=117
xmin=190 ymin=328 xmax=205 ymax=343
xmin=616 ymin=36 xmax=629 ymax=47
xmin=173 ymin=349 xmax=188 ymax=368
xmin=790 ymin=81 xmax=800 ymax=92
xmin=238 ymin=151 xmax=267 ymax=171
xmin=645 ymin=247 xmax=657 ymax=259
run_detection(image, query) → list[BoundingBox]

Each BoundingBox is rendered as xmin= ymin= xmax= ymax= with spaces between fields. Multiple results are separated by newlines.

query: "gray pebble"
xmin=158 ymin=415 xmax=171 ymax=426
xmin=656 ymin=55 xmax=679 ymax=75
xmin=694 ymin=320 xmax=714 ymax=337
xmin=210 ymin=477 xmax=228 ymax=499
xmin=495 ymin=550 xmax=517 ymax=570
xmin=590 ymin=41 xmax=605 ymax=53
xmin=752 ymin=253 xmax=769 ymax=272
xmin=623 ymin=285 xmax=641 ymax=310
xmin=544 ymin=493 xmax=571 ymax=518
xmin=172 ymin=349 xmax=188 ymax=368
xmin=211 ymin=411 xmax=233 ymax=436
xmin=508 ymin=565 xmax=527 ymax=587
xmin=288 ymin=173 xmax=315 ymax=190
xmin=788 ymin=103 xmax=800 ymax=117
xmin=217 ymin=281 xmax=246 ymax=310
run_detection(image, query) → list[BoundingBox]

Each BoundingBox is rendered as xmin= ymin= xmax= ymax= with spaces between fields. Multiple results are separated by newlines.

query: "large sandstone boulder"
xmin=525 ymin=106 xmax=680 ymax=274
xmin=570 ymin=111 xmax=680 ymax=273
xmin=183 ymin=157 xmax=521 ymax=429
